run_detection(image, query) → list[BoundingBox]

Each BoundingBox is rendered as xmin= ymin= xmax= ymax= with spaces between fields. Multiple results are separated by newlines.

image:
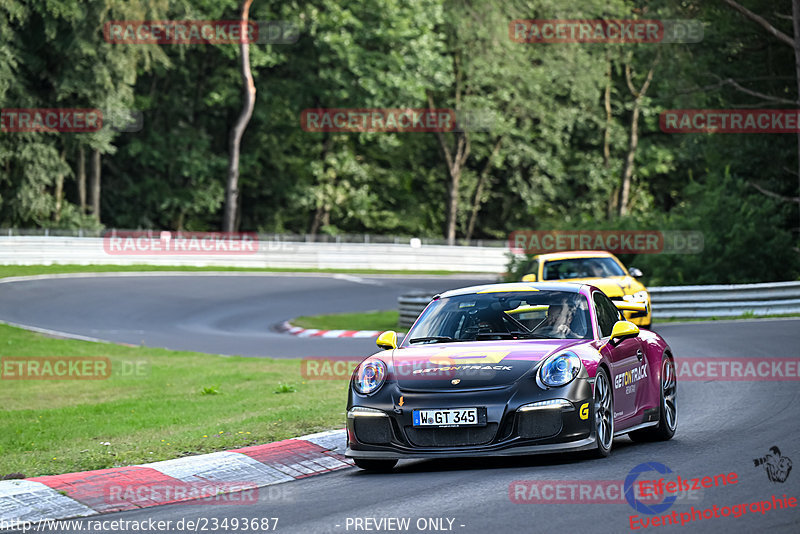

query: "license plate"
xmin=412 ymin=408 xmax=480 ymax=427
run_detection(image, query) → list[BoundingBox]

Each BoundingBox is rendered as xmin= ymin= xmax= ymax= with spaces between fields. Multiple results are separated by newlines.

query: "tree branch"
xmin=748 ymin=181 xmax=800 ymax=203
xmin=676 ymin=75 xmax=797 ymax=105
xmin=721 ymin=0 xmax=795 ymax=47
xmin=427 ymin=91 xmax=454 ymax=172
xmin=715 ymin=75 xmax=798 ymax=104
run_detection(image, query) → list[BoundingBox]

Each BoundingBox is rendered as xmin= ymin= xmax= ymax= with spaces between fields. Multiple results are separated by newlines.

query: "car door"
xmin=592 ymin=290 xmax=643 ymax=423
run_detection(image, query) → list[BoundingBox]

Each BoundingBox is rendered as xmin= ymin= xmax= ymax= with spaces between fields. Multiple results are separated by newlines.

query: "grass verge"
xmin=292 ymin=310 xmax=403 ymax=332
xmin=0 ymin=323 xmax=348 ymax=478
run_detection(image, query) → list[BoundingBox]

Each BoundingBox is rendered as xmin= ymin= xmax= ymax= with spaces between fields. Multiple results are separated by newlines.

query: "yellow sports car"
xmin=520 ymin=250 xmax=651 ymax=327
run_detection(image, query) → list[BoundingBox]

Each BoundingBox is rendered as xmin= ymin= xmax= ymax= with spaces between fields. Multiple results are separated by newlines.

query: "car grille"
xmin=516 ymin=410 xmax=562 ymax=439
xmin=354 ymin=417 xmax=393 ymax=445
xmin=404 ymin=423 xmax=498 ymax=447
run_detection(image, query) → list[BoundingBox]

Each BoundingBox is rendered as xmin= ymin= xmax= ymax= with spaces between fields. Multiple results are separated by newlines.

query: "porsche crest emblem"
xmin=451 ymin=378 xmax=461 ymax=385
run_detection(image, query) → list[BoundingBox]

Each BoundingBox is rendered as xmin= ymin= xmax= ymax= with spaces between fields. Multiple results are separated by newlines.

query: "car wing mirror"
xmin=628 ymin=267 xmax=643 ymax=278
xmin=376 ymin=330 xmax=398 ymax=350
xmin=521 ymin=273 xmax=537 ymax=282
xmin=609 ymin=320 xmax=640 ymax=346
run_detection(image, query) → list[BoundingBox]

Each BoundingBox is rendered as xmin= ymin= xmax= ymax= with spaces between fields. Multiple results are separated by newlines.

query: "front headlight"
xmin=353 ymin=360 xmax=387 ymax=395
xmin=539 ymin=352 xmax=582 ymax=387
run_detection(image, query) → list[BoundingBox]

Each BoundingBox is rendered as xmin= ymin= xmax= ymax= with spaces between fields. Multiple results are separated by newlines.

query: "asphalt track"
xmin=0 ymin=273 xmax=495 ymax=358
xmin=1 ymin=273 xmax=799 ymax=533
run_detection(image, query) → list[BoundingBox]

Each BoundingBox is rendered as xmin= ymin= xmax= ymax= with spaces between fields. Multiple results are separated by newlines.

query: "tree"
xmin=720 ymin=0 xmax=800 ymax=231
xmin=223 ymin=0 xmax=256 ymax=233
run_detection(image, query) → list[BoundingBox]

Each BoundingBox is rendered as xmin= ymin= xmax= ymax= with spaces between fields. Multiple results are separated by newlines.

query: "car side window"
xmin=593 ymin=291 xmax=620 ymax=338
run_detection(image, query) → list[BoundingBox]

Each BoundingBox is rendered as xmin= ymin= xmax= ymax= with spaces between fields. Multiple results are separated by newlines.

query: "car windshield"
xmin=405 ymin=290 xmax=591 ymax=344
xmin=542 ymin=258 xmax=626 ymax=280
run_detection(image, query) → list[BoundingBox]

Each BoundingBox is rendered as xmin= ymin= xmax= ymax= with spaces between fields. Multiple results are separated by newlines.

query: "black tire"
xmin=353 ymin=458 xmax=398 ymax=472
xmin=629 ymin=356 xmax=677 ymax=442
xmin=589 ymin=367 xmax=614 ymax=458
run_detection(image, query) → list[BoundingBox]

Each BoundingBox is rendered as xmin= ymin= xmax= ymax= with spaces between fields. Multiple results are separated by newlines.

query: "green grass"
xmin=0 ymin=264 xmax=464 ymax=279
xmin=0 ymin=264 xmax=448 ymax=478
xmin=0 ymin=323 xmax=349 ymax=478
xmin=292 ymin=310 xmax=403 ymax=332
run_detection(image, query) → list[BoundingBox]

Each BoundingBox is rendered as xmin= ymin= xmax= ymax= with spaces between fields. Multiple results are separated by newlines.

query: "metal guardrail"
xmin=649 ymin=281 xmax=800 ymax=318
xmin=398 ymin=292 xmax=437 ymax=328
xmin=0 ymin=228 xmax=506 ymax=247
xmin=2 ymin=234 xmax=798 ymax=322
xmin=0 ymin=236 xmax=508 ymax=273
xmin=397 ymin=281 xmax=800 ymax=327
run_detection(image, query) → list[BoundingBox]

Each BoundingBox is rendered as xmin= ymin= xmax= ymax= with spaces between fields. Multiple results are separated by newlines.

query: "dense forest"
xmin=1 ymin=1 xmax=798 ymax=284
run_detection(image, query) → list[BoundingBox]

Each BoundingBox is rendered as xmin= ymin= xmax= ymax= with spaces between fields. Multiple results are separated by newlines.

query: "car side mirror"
xmin=609 ymin=321 xmax=640 ymax=346
xmin=521 ymin=273 xmax=537 ymax=282
xmin=376 ymin=330 xmax=398 ymax=350
xmin=628 ymin=267 xmax=643 ymax=278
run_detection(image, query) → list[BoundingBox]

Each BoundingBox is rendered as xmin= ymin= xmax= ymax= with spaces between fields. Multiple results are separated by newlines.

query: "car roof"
xmin=534 ymin=250 xmax=616 ymax=261
xmin=438 ymin=281 xmax=586 ymax=298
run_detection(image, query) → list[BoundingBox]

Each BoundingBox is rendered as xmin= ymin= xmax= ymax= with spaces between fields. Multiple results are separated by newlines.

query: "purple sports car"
xmin=346 ymin=282 xmax=677 ymax=471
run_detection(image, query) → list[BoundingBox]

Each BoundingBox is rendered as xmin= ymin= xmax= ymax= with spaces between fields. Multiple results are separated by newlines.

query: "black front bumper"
xmin=346 ymin=377 xmax=596 ymax=460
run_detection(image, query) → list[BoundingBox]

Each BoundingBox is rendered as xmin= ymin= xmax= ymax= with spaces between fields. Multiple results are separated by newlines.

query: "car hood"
xmin=389 ymin=339 xmax=588 ymax=391
xmin=563 ymin=276 xmax=645 ymax=298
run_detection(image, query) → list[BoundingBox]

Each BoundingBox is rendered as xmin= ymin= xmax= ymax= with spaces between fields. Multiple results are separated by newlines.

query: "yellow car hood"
xmin=565 ymin=276 xmax=646 ymax=298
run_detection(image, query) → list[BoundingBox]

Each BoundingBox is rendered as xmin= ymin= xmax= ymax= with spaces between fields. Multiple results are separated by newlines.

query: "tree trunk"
xmin=223 ymin=0 xmax=256 ymax=233
xmin=603 ymin=55 xmax=617 ymax=219
xmin=793 ymin=0 xmax=800 ymax=231
xmin=309 ymin=206 xmax=329 ymax=238
xmin=618 ymin=102 xmax=641 ymax=217
xmin=90 ymin=148 xmax=101 ymax=221
xmin=447 ymin=150 xmax=464 ymax=245
xmin=53 ymin=149 xmax=65 ymax=222
xmin=77 ymin=146 xmax=86 ymax=215
xmin=308 ymin=135 xmax=334 ymax=240
xmin=618 ymin=57 xmax=657 ymax=217
xmin=465 ymin=136 xmax=503 ymax=241
xmin=427 ymin=91 xmax=470 ymax=246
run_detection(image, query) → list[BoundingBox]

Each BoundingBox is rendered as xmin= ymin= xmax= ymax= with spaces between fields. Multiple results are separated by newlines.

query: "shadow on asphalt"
xmin=348 ymin=437 xmax=646 ymax=475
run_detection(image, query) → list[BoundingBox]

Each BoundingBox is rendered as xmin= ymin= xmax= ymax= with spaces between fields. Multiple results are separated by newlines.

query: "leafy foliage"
xmin=0 ymin=0 xmax=797 ymax=283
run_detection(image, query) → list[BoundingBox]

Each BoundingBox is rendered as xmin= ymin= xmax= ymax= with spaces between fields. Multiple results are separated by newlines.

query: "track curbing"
xmin=0 ymin=429 xmax=349 ymax=525
xmin=278 ymin=321 xmax=383 ymax=339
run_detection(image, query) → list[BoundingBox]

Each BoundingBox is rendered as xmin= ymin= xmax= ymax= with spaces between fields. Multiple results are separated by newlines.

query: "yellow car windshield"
xmin=542 ymin=258 xmax=626 ymax=280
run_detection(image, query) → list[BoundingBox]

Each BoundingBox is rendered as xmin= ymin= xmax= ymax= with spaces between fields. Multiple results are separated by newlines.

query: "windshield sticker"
xmin=429 ymin=349 xmax=510 ymax=365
